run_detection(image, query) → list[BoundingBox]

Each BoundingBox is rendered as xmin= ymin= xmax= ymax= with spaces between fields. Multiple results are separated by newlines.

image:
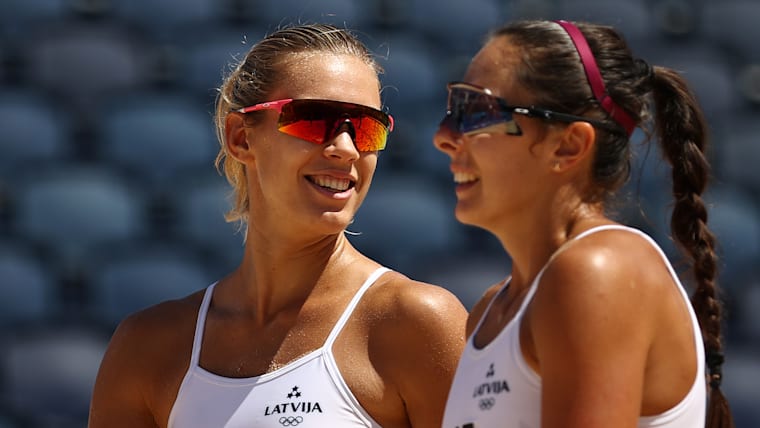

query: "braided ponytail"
xmin=650 ymin=65 xmax=735 ymax=428
xmin=491 ymin=21 xmax=735 ymax=424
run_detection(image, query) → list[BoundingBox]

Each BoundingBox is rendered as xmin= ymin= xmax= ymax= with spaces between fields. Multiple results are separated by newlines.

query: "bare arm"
xmin=381 ymin=280 xmax=469 ymax=428
xmin=528 ymin=235 xmax=658 ymax=428
xmin=88 ymin=316 xmax=160 ymax=427
xmin=89 ymin=297 xmax=196 ymax=428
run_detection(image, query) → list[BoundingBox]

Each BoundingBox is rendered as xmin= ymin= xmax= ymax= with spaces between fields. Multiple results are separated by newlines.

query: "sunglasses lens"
xmin=278 ymin=100 xmax=392 ymax=151
xmin=446 ymin=86 xmax=519 ymax=135
xmin=279 ymin=121 xmax=330 ymax=144
xmin=345 ymin=116 xmax=390 ymax=151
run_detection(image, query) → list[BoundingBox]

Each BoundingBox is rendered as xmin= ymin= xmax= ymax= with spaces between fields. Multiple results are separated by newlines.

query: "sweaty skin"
xmin=89 ymin=51 xmax=468 ymax=428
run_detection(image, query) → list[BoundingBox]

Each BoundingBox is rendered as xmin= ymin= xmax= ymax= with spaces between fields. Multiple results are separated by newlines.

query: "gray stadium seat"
xmin=14 ymin=165 xmax=147 ymax=269
xmin=98 ymin=90 xmax=218 ymax=187
xmin=0 ymin=0 xmax=70 ymax=38
xmin=174 ymin=26 xmax=263 ymax=97
xmin=0 ymin=244 xmax=57 ymax=327
xmin=172 ymin=172 xmax=244 ymax=274
xmin=703 ymin=1 xmax=760 ymax=63
xmin=20 ymin=20 xmax=152 ymax=112
xmin=720 ymin=349 xmax=760 ymax=428
xmin=716 ymin=113 xmax=760 ymax=194
xmin=110 ymin=0 xmax=224 ymax=42
xmin=0 ymin=325 xmax=108 ymax=427
xmin=89 ymin=244 xmax=212 ymax=328
xmin=555 ymin=0 xmax=656 ymax=50
xmin=255 ymin=0 xmax=375 ymax=29
xmin=704 ymin=185 xmax=760 ymax=287
xmin=403 ymin=0 xmax=504 ymax=54
xmin=0 ymin=89 xmax=72 ymax=175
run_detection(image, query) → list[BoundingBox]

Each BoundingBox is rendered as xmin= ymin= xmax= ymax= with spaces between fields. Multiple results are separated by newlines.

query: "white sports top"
xmin=442 ymin=225 xmax=706 ymax=428
xmin=168 ymin=267 xmax=389 ymax=428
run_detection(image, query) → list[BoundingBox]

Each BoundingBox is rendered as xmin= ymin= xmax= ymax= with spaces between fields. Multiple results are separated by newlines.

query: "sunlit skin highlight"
xmin=435 ymin=34 xmax=703 ymax=428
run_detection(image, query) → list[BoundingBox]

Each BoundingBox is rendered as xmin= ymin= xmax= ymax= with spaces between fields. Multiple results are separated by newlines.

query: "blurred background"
xmin=0 ymin=0 xmax=758 ymax=426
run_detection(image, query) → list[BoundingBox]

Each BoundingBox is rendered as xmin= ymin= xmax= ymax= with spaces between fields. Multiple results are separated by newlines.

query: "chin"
xmin=319 ymin=211 xmax=354 ymax=230
xmin=455 ymin=206 xmax=499 ymax=236
xmin=454 ymin=204 xmax=479 ymax=226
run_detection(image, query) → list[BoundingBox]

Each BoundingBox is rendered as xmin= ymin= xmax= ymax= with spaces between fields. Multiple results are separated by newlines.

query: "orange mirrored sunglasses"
xmin=237 ymin=98 xmax=394 ymax=152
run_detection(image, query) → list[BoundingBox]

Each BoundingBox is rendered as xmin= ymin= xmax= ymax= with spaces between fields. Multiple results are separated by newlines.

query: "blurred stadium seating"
xmin=0 ymin=0 xmax=758 ymax=426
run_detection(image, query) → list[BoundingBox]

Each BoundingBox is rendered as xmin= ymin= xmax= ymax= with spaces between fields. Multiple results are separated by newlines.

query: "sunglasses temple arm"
xmin=235 ymin=98 xmax=294 ymax=114
xmin=522 ymin=107 xmax=619 ymax=133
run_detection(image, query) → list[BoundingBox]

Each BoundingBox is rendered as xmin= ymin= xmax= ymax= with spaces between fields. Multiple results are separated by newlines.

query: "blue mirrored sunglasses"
xmin=441 ymin=82 xmax=618 ymax=136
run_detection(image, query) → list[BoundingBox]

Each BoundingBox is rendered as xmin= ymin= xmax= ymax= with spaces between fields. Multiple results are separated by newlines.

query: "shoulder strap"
xmin=513 ymin=225 xmax=648 ymax=319
xmin=189 ymin=282 xmax=216 ymax=366
xmin=323 ymin=267 xmax=390 ymax=348
xmin=470 ymin=277 xmax=511 ymax=335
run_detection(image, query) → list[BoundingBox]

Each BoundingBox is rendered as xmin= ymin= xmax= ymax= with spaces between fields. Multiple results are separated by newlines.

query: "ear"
xmin=551 ymin=121 xmax=596 ymax=172
xmin=225 ymin=112 xmax=256 ymax=163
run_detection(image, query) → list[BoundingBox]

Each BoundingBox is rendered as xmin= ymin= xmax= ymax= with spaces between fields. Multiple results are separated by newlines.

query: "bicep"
xmin=88 ymin=323 xmax=158 ymax=428
xmin=529 ymin=251 xmax=653 ymax=428
xmin=392 ymin=288 xmax=469 ymax=427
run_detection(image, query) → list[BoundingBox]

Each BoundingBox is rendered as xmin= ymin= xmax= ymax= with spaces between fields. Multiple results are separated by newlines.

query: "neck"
xmin=494 ymin=192 xmax=606 ymax=290
xmin=227 ymin=226 xmax=359 ymax=324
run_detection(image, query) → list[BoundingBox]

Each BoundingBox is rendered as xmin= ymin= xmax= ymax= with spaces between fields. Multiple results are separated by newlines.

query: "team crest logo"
xmin=264 ymin=385 xmax=324 ymax=426
xmin=287 ymin=386 xmax=302 ymax=399
xmin=472 ymin=362 xmax=510 ymax=409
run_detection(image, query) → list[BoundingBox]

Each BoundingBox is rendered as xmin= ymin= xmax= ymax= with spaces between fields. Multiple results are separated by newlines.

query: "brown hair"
xmin=213 ymin=23 xmax=382 ymax=225
xmin=491 ymin=20 xmax=733 ymax=427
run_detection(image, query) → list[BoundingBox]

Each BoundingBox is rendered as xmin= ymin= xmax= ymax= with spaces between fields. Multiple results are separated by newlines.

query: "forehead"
xmin=274 ymin=53 xmax=382 ymax=109
xmin=462 ymin=37 xmax=524 ymax=100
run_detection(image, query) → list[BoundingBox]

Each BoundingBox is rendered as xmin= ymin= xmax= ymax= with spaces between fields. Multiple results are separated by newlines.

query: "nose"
xmin=433 ymin=120 xmax=462 ymax=157
xmin=325 ymin=120 xmax=360 ymax=161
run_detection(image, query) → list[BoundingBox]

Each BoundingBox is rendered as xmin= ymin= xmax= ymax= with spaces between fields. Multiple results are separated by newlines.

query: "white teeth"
xmin=453 ymin=172 xmax=478 ymax=184
xmin=311 ymin=175 xmax=351 ymax=191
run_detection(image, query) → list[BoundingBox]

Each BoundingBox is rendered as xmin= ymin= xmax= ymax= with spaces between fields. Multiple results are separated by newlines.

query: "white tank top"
xmin=168 ymin=267 xmax=389 ymax=428
xmin=442 ymin=225 xmax=706 ymax=428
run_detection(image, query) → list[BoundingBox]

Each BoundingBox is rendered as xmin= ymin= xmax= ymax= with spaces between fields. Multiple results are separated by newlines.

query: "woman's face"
xmin=244 ymin=53 xmax=384 ymax=237
xmin=433 ymin=38 xmax=559 ymax=232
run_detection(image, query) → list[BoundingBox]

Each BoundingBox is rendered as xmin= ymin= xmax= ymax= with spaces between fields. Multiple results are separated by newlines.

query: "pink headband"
xmin=554 ymin=20 xmax=636 ymax=136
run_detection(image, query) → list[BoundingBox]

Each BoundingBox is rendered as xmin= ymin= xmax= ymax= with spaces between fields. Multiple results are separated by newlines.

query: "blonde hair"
xmin=213 ymin=23 xmax=382 ymax=226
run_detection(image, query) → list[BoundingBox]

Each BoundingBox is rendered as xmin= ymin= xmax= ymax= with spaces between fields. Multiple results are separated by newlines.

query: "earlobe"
xmin=552 ymin=121 xmax=595 ymax=171
xmin=225 ymin=112 xmax=255 ymax=163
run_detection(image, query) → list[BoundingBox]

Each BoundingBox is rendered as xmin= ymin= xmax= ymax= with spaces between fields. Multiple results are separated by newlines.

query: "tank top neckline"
xmin=187 ymin=267 xmax=390 ymax=383
xmin=469 ymin=224 xmax=650 ymax=354
xmin=454 ymin=225 xmax=706 ymax=426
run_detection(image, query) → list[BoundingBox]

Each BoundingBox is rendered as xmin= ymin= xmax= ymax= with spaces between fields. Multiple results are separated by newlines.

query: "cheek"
xmin=470 ymin=138 xmax=514 ymax=168
xmin=473 ymin=143 xmax=537 ymax=191
xmin=355 ymin=154 xmax=378 ymax=188
xmin=249 ymin=144 xmax=301 ymax=192
xmin=349 ymin=156 xmax=376 ymax=212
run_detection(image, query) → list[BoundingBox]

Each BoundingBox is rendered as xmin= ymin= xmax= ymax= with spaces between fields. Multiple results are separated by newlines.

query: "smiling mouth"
xmin=308 ymin=175 xmax=354 ymax=192
xmin=453 ymin=172 xmax=478 ymax=184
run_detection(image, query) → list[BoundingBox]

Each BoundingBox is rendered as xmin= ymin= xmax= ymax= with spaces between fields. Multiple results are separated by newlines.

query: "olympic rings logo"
xmin=279 ymin=416 xmax=304 ymax=426
xmin=479 ymin=397 xmax=495 ymax=410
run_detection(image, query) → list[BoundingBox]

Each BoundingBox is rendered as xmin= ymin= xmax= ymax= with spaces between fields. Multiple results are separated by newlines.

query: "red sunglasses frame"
xmin=236 ymin=98 xmax=394 ymax=152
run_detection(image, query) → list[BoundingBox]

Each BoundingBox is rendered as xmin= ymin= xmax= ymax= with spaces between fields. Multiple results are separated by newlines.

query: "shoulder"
xmin=358 ymin=270 xmax=468 ymax=362
xmin=100 ymin=290 xmax=205 ymax=380
xmin=541 ymin=227 xmax=671 ymax=299
xmin=90 ymin=290 xmax=206 ymax=426
xmin=113 ymin=290 xmax=203 ymax=349
xmin=367 ymin=270 xmax=468 ymax=328
xmin=359 ymin=270 xmax=468 ymax=422
xmin=529 ymin=227 xmax=672 ymax=343
xmin=519 ymin=228 xmax=693 ymax=425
